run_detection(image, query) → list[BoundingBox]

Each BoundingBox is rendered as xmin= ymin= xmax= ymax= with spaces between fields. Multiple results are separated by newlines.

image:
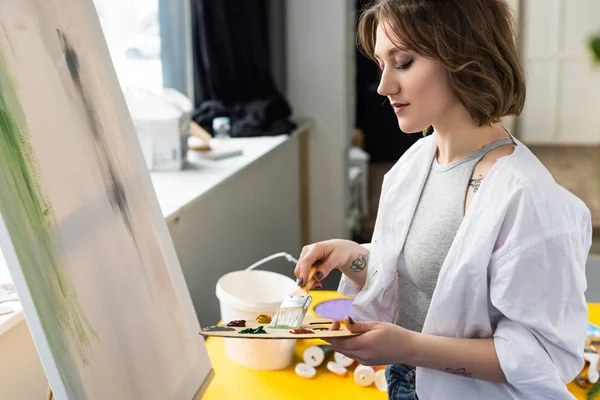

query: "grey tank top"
xmin=395 ymin=138 xmax=515 ymax=332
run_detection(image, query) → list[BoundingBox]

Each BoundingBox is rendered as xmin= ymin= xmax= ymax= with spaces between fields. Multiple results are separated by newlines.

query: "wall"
xmin=285 ymin=0 xmax=356 ymax=242
xmin=0 ymin=320 xmax=48 ymax=398
xmin=518 ymin=0 xmax=600 ymax=144
xmin=168 ymin=134 xmax=303 ymax=326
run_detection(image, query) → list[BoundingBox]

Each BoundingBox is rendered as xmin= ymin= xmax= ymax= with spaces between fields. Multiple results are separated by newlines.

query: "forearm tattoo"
xmin=348 ymin=253 xmax=368 ymax=273
xmin=469 ymin=174 xmax=484 ymax=193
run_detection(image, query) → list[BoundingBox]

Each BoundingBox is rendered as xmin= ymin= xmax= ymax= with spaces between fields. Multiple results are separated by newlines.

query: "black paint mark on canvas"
xmin=57 ymin=30 xmax=133 ymax=235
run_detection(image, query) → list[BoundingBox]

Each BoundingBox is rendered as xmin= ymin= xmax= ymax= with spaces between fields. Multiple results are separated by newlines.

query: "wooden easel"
xmin=45 ymin=368 xmax=215 ymax=400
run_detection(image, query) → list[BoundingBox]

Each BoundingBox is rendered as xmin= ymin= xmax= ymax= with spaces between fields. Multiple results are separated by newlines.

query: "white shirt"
xmin=338 ymin=133 xmax=592 ymax=399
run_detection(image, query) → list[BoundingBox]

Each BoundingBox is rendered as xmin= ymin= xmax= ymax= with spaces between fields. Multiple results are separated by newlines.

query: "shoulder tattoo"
xmin=469 ymin=173 xmax=485 ymax=193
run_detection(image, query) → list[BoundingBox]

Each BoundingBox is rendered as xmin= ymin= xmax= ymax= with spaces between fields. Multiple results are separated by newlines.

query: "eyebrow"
xmin=374 ymin=47 xmax=409 ymax=61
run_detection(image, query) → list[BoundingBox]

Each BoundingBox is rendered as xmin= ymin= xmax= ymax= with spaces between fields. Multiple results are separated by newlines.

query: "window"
xmin=0 ymin=0 xmax=193 ymax=290
xmin=94 ymin=0 xmax=162 ymax=92
xmin=0 ymin=250 xmax=10 ymax=289
xmin=93 ymin=0 xmax=193 ymax=97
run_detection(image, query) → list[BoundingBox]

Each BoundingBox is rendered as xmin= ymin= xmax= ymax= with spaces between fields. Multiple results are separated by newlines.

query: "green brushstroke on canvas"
xmin=0 ymin=52 xmax=97 ymax=398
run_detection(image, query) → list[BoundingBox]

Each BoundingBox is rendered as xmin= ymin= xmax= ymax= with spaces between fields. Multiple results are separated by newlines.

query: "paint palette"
xmin=199 ymin=317 xmax=359 ymax=340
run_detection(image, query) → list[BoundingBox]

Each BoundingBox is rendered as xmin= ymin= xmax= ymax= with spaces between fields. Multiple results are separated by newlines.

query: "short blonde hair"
xmin=358 ymin=0 xmax=526 ymax=126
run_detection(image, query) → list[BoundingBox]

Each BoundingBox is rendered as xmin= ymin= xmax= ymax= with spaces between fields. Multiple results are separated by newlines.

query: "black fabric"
xmin=354 ymin=0 xmax=422 ymax=162
xmin=190 ymin=0 xmax=296 ymax=137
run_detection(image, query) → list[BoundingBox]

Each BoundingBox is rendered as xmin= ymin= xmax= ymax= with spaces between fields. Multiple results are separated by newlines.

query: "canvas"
xmin=0 ymin=1 xmax=212 ymax=399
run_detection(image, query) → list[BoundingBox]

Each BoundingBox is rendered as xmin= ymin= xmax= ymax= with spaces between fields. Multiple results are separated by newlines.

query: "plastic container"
xmin=215 ymin=253 xmax=299 ymax=370
xmin=162 ymin=88 xmax=193 ymax=161
xmin=123 ymin=86 xmax=186 ymax=171
xmin=212 ymin=116 xmax=231 ymax=139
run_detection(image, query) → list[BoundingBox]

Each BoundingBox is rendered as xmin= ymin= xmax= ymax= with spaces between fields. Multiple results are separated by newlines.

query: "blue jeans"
xmin=385 ymin=364 xmax=419 ymax=400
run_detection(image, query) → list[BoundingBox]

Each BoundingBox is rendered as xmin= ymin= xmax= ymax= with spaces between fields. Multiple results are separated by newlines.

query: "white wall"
xmin=286 ymin=0 xmax=356 ymax=242
xmin=0 ymin=321 xmax=48 ymax=398
xmin=168 ymin=134 xmax=303 ymax=326
xmin=518 ymin=0 xmax=600 ymax=144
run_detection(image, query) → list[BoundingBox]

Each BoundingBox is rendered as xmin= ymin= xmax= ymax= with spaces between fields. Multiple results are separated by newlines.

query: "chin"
xmin=396 ymin=118 xmax=425 ymax=134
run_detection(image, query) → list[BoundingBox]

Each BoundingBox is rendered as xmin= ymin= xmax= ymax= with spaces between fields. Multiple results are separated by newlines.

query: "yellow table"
xmin=201 ymin=291 xmax=598 ymax=400
xmin=568 ymin=303 xmax=600 ymax=399
xmin=202 ymin=291 xmax=385 ymax=400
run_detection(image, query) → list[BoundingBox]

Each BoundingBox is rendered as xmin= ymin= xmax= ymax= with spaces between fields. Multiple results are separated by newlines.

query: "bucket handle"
xmin=245 ymin=252 xmax=299 ymax=271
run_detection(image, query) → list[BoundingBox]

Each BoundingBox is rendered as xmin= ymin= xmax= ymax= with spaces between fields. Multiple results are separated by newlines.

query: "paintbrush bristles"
xmin=269 ymin=265 xmax=318 ymax=329
xmin=268 ymin=295 xmax=312 ymax=329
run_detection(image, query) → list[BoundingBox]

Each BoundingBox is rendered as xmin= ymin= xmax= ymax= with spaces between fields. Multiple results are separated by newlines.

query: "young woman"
xmin=294 ymin=0 xmax=592 ymax=398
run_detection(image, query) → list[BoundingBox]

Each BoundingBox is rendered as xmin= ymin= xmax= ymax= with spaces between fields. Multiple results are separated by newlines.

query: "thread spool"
xmin=374 ymin=369 xmax=388 ymax=391
xmin=294 ymin=363 xmax=317 ymax=378
xmin=303 ymin=344 xmax=334 ymax=367
xmin=334 ymin=352 xmax=354 ymax=368
xmin=354 ymin=364 xmax=375 ymax=387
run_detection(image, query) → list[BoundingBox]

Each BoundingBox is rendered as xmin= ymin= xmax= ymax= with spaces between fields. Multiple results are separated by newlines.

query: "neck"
xmin=432 ymin=106 xmax=510 ymax=164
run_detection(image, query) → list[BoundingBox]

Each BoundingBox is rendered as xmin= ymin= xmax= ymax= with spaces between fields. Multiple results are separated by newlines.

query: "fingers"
xmin=329 ymin=320 xmax=341 ymax=331
xmin=314 ymin=253 xmax=346 ymax=282
xmin=294 ymin=245 xmax=321 ymax=286
xmin=293 ymin=246 xmax=311 ymax=281
xmin=344 ymin=316 xmax=374 ymax=333
xmin=294 ymin=242 xmax=348 ymax=287
xmin=325 ymin=337 xmax=365 ymax=362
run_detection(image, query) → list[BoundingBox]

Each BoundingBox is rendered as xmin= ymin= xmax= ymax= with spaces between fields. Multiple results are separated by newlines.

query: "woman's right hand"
xmin=294 ymin=239 xmax=369 ymax=289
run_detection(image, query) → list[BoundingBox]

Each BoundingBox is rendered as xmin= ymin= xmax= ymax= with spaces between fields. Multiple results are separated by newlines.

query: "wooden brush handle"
xmin=303 ymin=263 xmax=320 ymax=291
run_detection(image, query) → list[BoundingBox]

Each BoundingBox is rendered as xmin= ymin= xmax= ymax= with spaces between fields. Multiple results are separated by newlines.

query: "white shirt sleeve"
xmin=490 ymin=229 xmax=589 ymax=395
xmin=337 ymin=243 xmax=371 ymax=298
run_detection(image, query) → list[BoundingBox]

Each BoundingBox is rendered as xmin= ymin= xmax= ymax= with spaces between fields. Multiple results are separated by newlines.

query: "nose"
xmin=377 ymin=67 xmax=400 ymax=97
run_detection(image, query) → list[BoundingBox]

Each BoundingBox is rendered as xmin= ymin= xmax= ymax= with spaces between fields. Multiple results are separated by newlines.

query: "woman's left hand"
xmin=324 ymin=316 xmax=417 ymax=366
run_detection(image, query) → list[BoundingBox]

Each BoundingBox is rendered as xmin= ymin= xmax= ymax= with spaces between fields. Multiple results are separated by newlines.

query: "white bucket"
xmin=215 ymin=253 xmax=300 ymax=370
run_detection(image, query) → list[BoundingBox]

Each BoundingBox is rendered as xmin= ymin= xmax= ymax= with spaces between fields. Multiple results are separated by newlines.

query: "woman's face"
xmin=374 ymin=22 xmax=460 ymax=133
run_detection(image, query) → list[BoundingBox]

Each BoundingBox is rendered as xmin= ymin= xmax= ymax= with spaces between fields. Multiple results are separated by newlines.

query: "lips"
xmin=391 ymin=102 xmax=409 ymax=114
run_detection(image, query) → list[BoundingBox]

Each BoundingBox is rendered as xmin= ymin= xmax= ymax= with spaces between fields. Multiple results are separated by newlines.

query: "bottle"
xmin=212 ymin=116 xmax=231 ymax=140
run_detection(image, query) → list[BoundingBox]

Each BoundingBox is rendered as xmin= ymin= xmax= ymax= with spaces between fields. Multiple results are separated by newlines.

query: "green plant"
xmin=591 ymin=33 xmax=600 ymax=64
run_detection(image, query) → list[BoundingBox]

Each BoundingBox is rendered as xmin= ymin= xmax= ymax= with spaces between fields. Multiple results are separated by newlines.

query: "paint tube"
xmin=333 ymin=351 xmax=355 ymax=367
xmin=354 ymin=364 xmax=375 ymax=387
xmin=303 ymin=344 xmax=334 ymax=367
xmin=374 ymin=369 xmax=388 ymax=392
xmin=326 ymin=361 xmax=348 ymax=376
xmin=295 ymin=363 xmax=317 ymax=378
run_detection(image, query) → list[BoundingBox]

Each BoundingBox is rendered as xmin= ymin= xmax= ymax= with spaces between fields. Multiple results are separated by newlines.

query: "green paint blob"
xmin=239 ymin=326 xmax=267 ymax=334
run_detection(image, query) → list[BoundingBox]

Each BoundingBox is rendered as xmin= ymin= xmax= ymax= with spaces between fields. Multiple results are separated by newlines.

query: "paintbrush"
xmin=268 ymin=265 xmax=318 ymax=329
